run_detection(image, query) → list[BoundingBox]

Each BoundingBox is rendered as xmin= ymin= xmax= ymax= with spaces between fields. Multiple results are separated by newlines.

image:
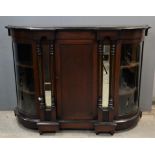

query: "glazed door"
xmin=118 ymin=41 xmax=143 ymax=116
xmin=13 ymin=41 xmax=37 ymax=116
xmin=55 ymin=40 xmax=98 ymax=120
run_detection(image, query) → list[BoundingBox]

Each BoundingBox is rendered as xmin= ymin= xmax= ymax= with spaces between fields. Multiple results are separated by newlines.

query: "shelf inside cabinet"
xmin=121 ymin=62 xmax=139 ymax=69
xmin=119 ymin=87 xmax=136 ymax=96
xmin=16 ymin=63 xmax=33 ymax=69
xmin=18 ymin=86 xmax=35 ymax=95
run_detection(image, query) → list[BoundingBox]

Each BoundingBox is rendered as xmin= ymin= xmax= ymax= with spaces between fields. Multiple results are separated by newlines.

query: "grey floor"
xmin=0 ymin=108 xmax=155 ymax=138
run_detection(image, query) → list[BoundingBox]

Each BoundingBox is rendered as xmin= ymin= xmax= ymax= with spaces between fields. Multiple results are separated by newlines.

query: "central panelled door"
xmin=55 ymin=36 xmax=98 ymax=120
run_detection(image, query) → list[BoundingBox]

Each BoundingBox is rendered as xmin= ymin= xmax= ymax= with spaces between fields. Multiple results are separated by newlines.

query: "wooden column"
xmin=36 ymin=41 xmax=45 ymax=121
xmin=49 ymin=41 xmax=56 ymax=121
xmin=108 ymin=43 xmax=116 ymax=121
xmin=97 ymin=40 xmax=103 ymax=121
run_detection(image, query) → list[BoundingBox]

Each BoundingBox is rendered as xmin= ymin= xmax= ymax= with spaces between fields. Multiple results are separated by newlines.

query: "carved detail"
xmin=111 ymin=44 xmax=116 ymax=56
xmin=49 ymin=42 xmax=54 ymax=55
xmin=109 ymin=99 xmax=113 ymax=108
xmin=98 ymin=42 xmax=103 ymax=53
xmin=98 ymin=98 xmax=102 ymax=108
xmin=108 ymin=43 xmax=116 ymax=109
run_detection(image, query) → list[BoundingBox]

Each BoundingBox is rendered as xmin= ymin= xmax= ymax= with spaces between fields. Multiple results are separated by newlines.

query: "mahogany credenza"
xmin=6 ymin=25 xmax=150 ymax=135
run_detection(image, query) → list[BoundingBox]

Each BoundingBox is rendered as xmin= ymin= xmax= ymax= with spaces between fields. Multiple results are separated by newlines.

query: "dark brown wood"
xmin=119 ymin=29 xmax=144 ymax=40
xmin=37 ymin=122 xmax=59 ymax=135
xmin=56 ymin=31 xmax=95 ymax=40
xmin=14 ymin=107 xmax=142 ymax=132
xmin=108 ymin=43 xmax=116 ymax=121
xmin=32 ymin=31 xmax=55 ymax=40
xmin=115 ymin=111 xmax=141 ymax=131
xmin=94 ymin=122 xmax=116 ymax=135
xmin=11 ymin=30 xmax=33 ymax=41
xmin=49 ymin=41 xmax=57 ymax=121
xmin=113 ymin=41 xmax=122 ymax=118
xmin=59 ymin=120 xmax=94 ymax=129
xmin=97 ymin=31 xmax=119 ymax=41
xmin=6 ymin=25 xmax=150 ymax=31
xmin=36 ymin=41 xmax=46 ymax=121
xmin=97 ymin=40 xmax=103 ymax=121
xmin=7 ymin=26 xmax=150 ymax=135
xmin=55 ymin=39 xmax=98 ymax=120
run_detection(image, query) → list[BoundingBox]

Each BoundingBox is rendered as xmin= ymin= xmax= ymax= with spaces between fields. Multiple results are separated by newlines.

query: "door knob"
xmin=38 ymin=97 xmax=43 ymax=102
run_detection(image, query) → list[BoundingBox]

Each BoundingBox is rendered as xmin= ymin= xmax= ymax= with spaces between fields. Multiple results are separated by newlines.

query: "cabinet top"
xmin=5 ymin=25 xmax=150 ymax=31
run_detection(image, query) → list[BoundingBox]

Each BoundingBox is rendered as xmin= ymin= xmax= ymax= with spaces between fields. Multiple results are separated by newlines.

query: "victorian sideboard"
xmin=6 ymin=25 xmax=150 ymax=135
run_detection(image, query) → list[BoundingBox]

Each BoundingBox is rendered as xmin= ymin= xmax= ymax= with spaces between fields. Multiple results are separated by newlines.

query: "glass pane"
xmin=119 ymin=43 xmax=141 ymax=115
xmin=17 ymin=90 xmax=36 ymax=115
xmin=16 ymin=67 xmax=35 ymax=92
xmin=121 ymin=44 xmax=139 ymax=66
xmin=102 ymin=45 xmax=110 ymax=107
xmin=13 ymin=43 xmax=36 ymax=115
xmin=14 ymin=43 xmax=33 ymax=65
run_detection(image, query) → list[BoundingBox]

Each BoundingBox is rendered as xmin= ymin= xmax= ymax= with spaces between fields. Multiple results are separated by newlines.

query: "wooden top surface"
xmin=5 ymin=25 xmax=150 ymax=31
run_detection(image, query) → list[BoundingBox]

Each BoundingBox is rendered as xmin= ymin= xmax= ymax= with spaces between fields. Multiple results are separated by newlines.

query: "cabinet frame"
xmin=6 ymin=26 xmax=150 ymax=134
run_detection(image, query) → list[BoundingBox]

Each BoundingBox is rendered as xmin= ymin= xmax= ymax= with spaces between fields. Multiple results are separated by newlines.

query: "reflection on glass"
xmin=102 ymin=45 xmax=110 ymax=108
xmin=119 ymin=44 xmax=141 ymax=115
xmin=13 ymin=43 xmax=36 ymax=115
xmin=121 ymin=44 xmax=139 ymax=66
xmin=41 ymin=43 xmax=52 ymax=107
xmin=17 ymin=91 xmax=36 ymax=115
xmin=16 ymin=67 xmax=34 ymax=92
xmin=14 ymin=43 xmax=33 ymax=65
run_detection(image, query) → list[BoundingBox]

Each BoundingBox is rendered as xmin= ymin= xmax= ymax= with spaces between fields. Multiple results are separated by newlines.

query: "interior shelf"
xmin=119 ymin=87 xmax=136 ymax=96
xmin=18 ymin=86 xmax=35 ymax=95
xmin=16 ymin=63 xmax=33 ymax=69
xmin=121 ymin=62 xmax=139 ymax=69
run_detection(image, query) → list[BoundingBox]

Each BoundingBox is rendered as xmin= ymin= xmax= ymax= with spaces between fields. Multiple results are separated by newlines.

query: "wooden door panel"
xmin=55 ymin=40 xmax=97 ymax=120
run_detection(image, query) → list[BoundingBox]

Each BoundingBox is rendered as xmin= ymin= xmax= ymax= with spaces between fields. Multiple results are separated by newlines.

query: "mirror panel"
xmin=102 ymin=44 xmax=110 ymax=108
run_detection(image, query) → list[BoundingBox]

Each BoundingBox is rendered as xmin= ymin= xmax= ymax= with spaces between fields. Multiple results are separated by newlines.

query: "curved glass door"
xmin=13 ymin=43 xmax=36 ymax=115
xmin=119 ymin=43 xmax=142 ymax=115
